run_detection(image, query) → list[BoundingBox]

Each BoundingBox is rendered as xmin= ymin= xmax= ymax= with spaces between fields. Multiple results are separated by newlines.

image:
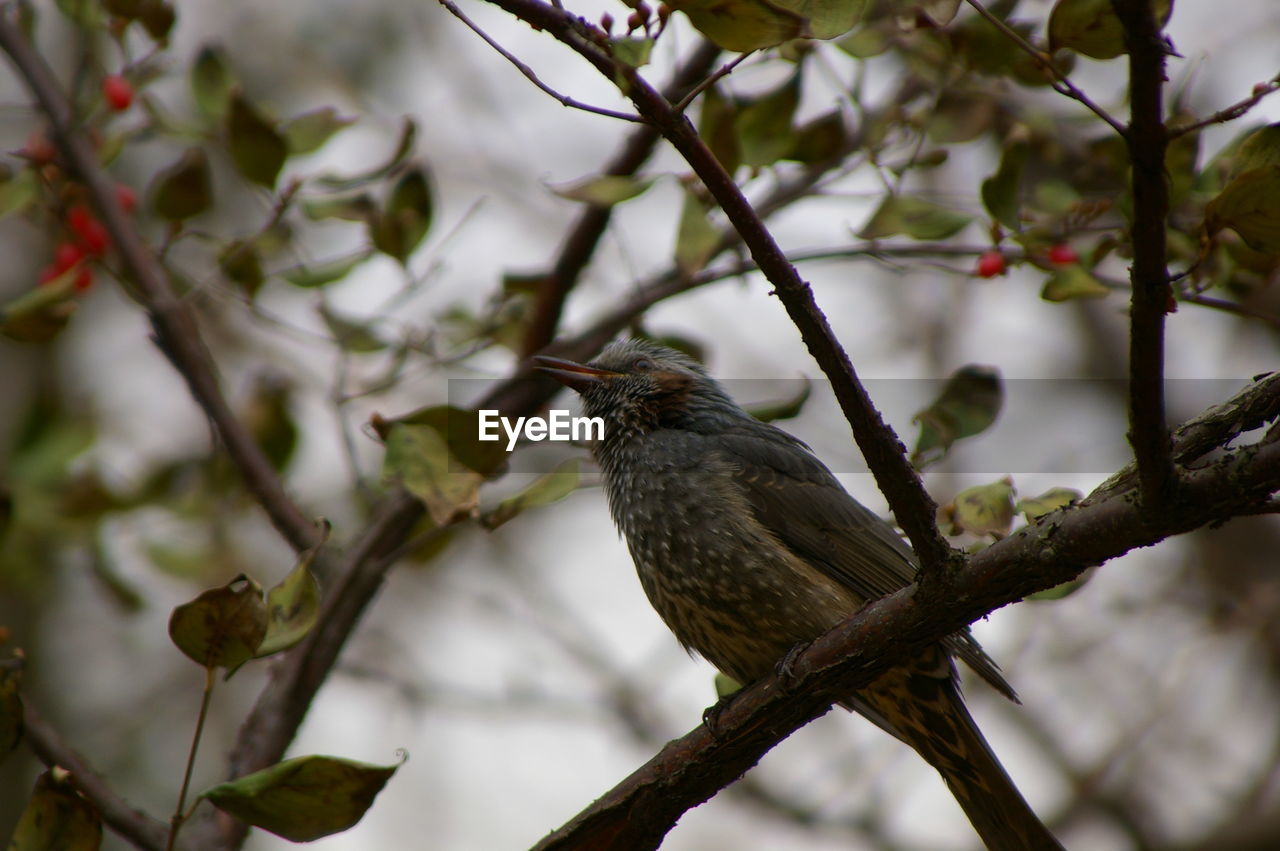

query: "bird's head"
xmin=534 ymin=339 xmax=740 ymax=437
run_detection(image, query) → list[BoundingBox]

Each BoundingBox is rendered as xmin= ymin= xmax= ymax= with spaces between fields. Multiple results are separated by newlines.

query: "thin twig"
xmin=1113 ymin=0 xmax=1177 ymax=509
xmin=1181 ymin=293 xmax=1280 ymax=332
xmin=671 ymin=50 xmax=751 ymax=113
xmin=22 ymin=701 xmax=176 ymax=851
xmin=1169 ymin=78 xmax=1280 ymax=139
xmin=521 ymin=39 xmax=722 ymax=358
xmin=438 ymin=0 xmax=642 ymax=123
xmin=166 ymin=667 xmax=217 ymax=851
xmin=964 ymin=0 xmax=1128 ymax=137
xmin=0 ymin=3 xmax=319 ymax=554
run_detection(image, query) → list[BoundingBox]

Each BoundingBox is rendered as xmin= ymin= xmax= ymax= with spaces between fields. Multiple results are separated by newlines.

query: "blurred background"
xmin=2 ymin=0 xmax=1280 ymax=848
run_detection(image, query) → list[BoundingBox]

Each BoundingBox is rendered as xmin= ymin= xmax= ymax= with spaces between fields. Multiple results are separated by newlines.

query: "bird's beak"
xmin=533 ymin=355 xmax=617 ymax=393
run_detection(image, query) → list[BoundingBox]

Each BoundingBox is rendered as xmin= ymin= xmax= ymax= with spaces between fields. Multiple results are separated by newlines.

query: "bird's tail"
xmin=858 ymin=653 xmax=1064 ymax=851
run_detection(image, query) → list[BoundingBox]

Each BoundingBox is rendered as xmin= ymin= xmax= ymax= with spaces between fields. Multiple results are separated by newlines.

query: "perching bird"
xmin=535 ymin=339 xmax=1062 ymax=851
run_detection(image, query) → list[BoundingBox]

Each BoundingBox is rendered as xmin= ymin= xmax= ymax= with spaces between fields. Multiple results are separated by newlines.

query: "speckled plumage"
xmin=537 ymin=340 xmax=1062 ymax=850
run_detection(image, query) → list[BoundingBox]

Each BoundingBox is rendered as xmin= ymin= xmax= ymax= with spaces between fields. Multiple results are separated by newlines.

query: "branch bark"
xmin=1113 ymin=0 xmax=1176 ymax=510
xmin=532 ymin=376 xmax=1280 ymax=850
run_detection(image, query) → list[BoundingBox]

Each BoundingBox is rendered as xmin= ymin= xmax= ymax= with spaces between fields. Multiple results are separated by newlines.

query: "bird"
xmin=535 ymin=338 xmax=1063 ymax=851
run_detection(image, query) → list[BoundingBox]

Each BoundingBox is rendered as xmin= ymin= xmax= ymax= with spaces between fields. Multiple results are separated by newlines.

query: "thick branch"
xmin=533 ymin=378 xmax=1280 ymax=850
xmin=0 ymin=5 xmax=319 ymax=553
xmin=1112 ymin=0 xmax=1176 ymax=510
xmin=474 ymin=0 xmax=955 ymax=575
xmin=22 ymin=701 xmax=177 ymax=851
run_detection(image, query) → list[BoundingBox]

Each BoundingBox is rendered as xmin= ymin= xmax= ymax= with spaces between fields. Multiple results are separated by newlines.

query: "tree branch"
xmin=0 ymin=4 xmax=319 ymax=554
xmin=469 ymin=0 xmax=956 ymax=577
xmin=532 ymin=378 xmax=1280 ymax=850
xmin=1112 ymin=0 xmax=1176 ymax=511
xmin=22 ymin=701 xmax=178 ymax=851
xmin=519 ymin=39 xmax=722 ymax=359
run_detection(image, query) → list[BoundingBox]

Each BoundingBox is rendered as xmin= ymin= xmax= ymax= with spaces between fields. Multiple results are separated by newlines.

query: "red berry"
xmin=53 ymin=241 xmax=86 ymax=273
xmin=975 ymin=250 xmax=1006 ymax=278
xmin=1047 ymin=243 xmax=1079 ymax=265
xmin=102 ymin=74 xmax=133 ymax=111
xmin=67 ymin=204 xmax=110 ymax=255
xmin=114 ymin=183 xmax=137 ymax=214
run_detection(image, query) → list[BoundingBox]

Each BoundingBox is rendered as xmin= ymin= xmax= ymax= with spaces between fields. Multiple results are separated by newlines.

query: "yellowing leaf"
xmin=481 ymin=460 xmax=580 ymax=530
xmin=10 ymin=771 xmax=101 ymax=851
xmin=202 ymin=754 xmax=401 ymax=842
xmin=382 ymin=424 xmax=482 ymax=527
xmin=943 ymin=478 xmax=1015 ymax=538
xmin=1016 ymin=487 xmax=1081 ymax=520
xmin=858 ymin=195 xmax=972 ymax=241
xmin=550 ymin=175 xmax=655 ymax=207
xmin=282 ymin=107 xmax=355 ymax=155
xmin=1041 ymin=264 xmax=1110 ymax=301
xmin=255 ymin=551 xmax=321 ymax=658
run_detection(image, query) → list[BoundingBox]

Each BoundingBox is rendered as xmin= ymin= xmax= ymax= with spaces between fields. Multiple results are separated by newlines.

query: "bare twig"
xmin=1169 ymin=77 xmax=1280 ymax=139
xmin=521 ymin=39 xmax=722 ymax=358
xmin=0 ymin=4 xmax=319 ymax=554
xmin=439 ymin=0 xmax=642 ymax=123
xmin=22 ymin=701 xmax=177 ymax=851
xmin=964 ymin=0 xmax=1128 ymax=137
xmin=1181 ymin=293 xmax=1280 ymax=332
xmin=671 ymin=50 xmax=751 ymax=114
xmin=1113 ymin=0 xmax=1177 ymax=509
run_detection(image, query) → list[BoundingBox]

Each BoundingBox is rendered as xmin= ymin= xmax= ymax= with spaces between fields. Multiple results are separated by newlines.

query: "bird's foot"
xmin=701 ymin=692 xmax=739 ymax=738
xmin=774 ymin=640 xmax=813 ymax=692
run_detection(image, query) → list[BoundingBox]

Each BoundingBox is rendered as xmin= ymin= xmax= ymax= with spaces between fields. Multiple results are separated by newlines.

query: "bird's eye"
xmin=632 ymin=356 xmax=653 ymax=371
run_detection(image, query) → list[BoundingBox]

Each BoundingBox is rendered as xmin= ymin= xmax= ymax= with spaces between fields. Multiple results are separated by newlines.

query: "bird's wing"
xmin=711 ymin=422 xmax=1018 ymax=702
xmin=711 ymin=423 xmax=919 ymax=604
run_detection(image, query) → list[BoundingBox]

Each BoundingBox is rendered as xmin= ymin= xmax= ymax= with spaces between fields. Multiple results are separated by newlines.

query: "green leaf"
xmin=714 ymin=672 xmax=742 ymax=698
xmin=0 ymin=655 xmax=22 ymax=766
xmin=281 ymin=251 xmax=372 ymax=288
xmin=282 ymin=107 xmax=355 ymax=155
xmin=550 ymin=175 xmax=655 ymax=207
xmin=746 ymin=378 xmax=811 ymax=423
xmin=1228 ymin=123 xmax=1280 ymax=178
xmin=218 ymin=240 xmax=264 ymax=295
xmin=150 ymin=147 xmax=213 ymax=221
xmin=384 ymin=406 xmax=509 ymax=476
xmin=670 ymin=0 xmax=805 ymax=52
xmin=981 ymin=137 xmax=1028 ymax=230
xmin=1016 ymin=487 xmax=1081 ymax=520
xmin=54 ymin=0 xmax=102 ymax=28
xmin=943 ymin=478 xmax=1015 ymax=538
xmin=0 ymin=169 xmax=38 ymax=219
xmin=858 ymin=195 xmax=972 ymax=241
xmin=610 ymin=36 xmax=653 ymax=69
xmin=1205 ymin=166 xmax=1280 ymax=255
xmin=254 ymin=549 xmax=321 ymax=658
xmin=0 ymin=274 xmax=78 ymax=343
xmin=1041 ymin=264 xmax=1110 ymax=301
xmin=303 ymin=194 xmax=376 ymax=222
xmin=836 ymin=21 xmax=893 ymax=58
xmin=316 ymin=118 xmax=416 ymax=190
xmin=10 ymin=770 xmax=101 ymax=851
xmin=202 ymin=754 xmax=401 ymax=842
xmin=371 ymin=167 xmax=433 ymax=263
xmin=911 ymin=365 xmax=1003 ymax=469
xmin=800 ymin=0 xmax=868 ymax=39
xmin=480 ymin=460 xmax=580 ymax=530
xmin=227 ymin=93 xmax=287 ymax=188
xmin=736 ymin=73 xmax=800 ymax=168
xmin=699 ymin=85 xmax=741 ymax=175
xmin=168 ymin=575 xmax=268 ymax=669
xmin=382 ymin=423 xmax=482 ymax=527
xmin=674 ymin=188 xmax=719 ymax=274
xmin=787 ymin=111 xmax=847 ymax=165
xmin=191 ymin=45 xmax=235 ymax=119
xmin=1048 ymin=0 xmax=1172 ymax=60
xmin=318 ymin=303 xmax=386 ymax=353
